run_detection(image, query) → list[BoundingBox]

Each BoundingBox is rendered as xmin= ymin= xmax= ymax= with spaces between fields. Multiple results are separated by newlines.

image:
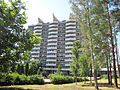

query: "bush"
xmin=50 ymin=75 xmax=74 ymax=84
xmin=30 ymin=75 xmax=44 ymax=84
xmin=0 ymin=73 xmax=44 ymax=85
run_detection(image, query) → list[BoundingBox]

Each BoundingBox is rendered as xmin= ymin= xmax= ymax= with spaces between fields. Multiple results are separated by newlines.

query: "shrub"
xmin=0 ymin=73 xmax=44 ymax=85
xmin=5 ymin=73 xmax=19 ymax=85
xmin=30 ymin=75 xmax=44 ymax=84
xmin=50 ymin=75 xmax=74 ymax=84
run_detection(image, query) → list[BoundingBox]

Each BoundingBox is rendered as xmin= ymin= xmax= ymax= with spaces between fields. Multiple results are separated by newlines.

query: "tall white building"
xmin=30 ymin=15 xmax=81 ymax=74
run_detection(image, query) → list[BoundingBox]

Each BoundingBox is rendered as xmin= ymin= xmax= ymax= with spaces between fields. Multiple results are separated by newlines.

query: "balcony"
xmin=65 ymin=59 xmax=73 ymax=62
xmin=48 ymin=39 xmax=57 ymax=42
xmin=31 ymin=51 xmax=39 ymax=54
xmin=34 ymin=29 xmax=42 ymax=33
xmin=65 ymin=42 xmax=73 ymax=45
xmin=48 ymin=43 xmax=57 ymax=45
xmin=66 ymin=22 xmax=76 ymax=26
xmin=48 ymin=35 xmax=57 ymax=38
xmin=49 ymin=28 xmax=58 ymax=30
xmin=65 ymin=64 xmax=70 ymax=66
xmin=47 ymin=55 xmax=57 ymax=57
xmin=65 ymin=46 xmax=73 ymax=49
xmin=35 ymin=43 xmax=40 ymax=46
xmin=66 ymin=26 xmax=76 ymax=29
xmin=47 ymin=51 xmax=57 ymax=53
xmin=48 ymin=31 xmax=57 ymax=34
xmin=65 ymin=34 xmax=76 ymax=37
xmin=31 ymin=55 xmax=39 ymax=57
xmin=65 ymin=50 xmax=72 ymax=53
xmin=43 ymin=68 xmax=57 ymax=70
xmin=47 ymin=47 xmax=57 ymax=49
xmin=32 ymin=47 xmax=40 ymax=50
xmin=65 ymin=54 xmax=73 ymax=57
xmin=35 ymin=33 xmax=41 ymax=36
xmin=34 ymin=26 xmax=42 ymax=29
xmin=66 ymin=30 xmax=76 ymax=33
xmin=65 ymin=38 xmax=76 ymax=41
xmin=47 ymin=59 xmax=56 ymax=61
xmin=46 ymin=63 xmax=56 ymax=66
xmin=61 ymin=68 xmax=70 ymax=71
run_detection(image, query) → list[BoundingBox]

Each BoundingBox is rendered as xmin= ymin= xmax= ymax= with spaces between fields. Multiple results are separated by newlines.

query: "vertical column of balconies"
xmin=40 ymin=23 xmax=48 ymax=65
xmin=65 ymin=19 xmax=77 ymax=68
xmin=56 ymin=22 xmax=66 ymax=70
xmin=31 ymin=24 xmax=42 ymax=61
xmin=45 ymin=21 xmax=58 ymax=69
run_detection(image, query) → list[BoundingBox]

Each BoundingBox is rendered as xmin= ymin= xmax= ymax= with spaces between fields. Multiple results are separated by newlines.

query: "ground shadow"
xmin=0 ymin=87 xmax=32 ymax=90
xmin=82 ymin=82 xmax=120 ymax=89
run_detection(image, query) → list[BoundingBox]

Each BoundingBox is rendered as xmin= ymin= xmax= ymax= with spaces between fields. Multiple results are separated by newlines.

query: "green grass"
xmin=0 ymin=79 xmax=120 ymax=90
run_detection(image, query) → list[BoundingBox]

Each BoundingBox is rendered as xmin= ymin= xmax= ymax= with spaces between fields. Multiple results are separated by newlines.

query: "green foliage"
xmin=29 ymin=61 xmax=42 ymax=75
xmin=50 ymin=75 xmax=74 ymax=84
xmin=0 ymin=0 xmax=42 ymax=73
xmin=101 ymin=74 xmax=108 ymax=79
xmin=25 ymin=62 xmax=29 ymax=76
xmin=0 ymin=73 xmax=44 ymax=85
xmin=55 ymin=64 xmax=63 ymax=75
xmin=79 ymin=54 xmax=90 ymax=77
xmin=30 ymin=75 xmax=44 ymax=84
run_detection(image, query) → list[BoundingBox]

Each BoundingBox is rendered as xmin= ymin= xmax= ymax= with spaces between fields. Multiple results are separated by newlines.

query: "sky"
xmin=22 ymin=0 xmax=120 ymax=55
xmin=22 ymin=0 xmax=72 ymax=27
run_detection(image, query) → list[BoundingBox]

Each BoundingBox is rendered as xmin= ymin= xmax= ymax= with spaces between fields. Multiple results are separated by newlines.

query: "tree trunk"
xmin=114 ymin=35 xmax=120 ymax=83
xmin=90 ymin=64 xmax=92 ymax=86
xmin=106 ymin=3 xmax=118 ymax=88
xmin=109 ymin=55 xmax=112 ymax=85
xmin=106 ymin=56 xmax=110 ymax=84
xmin=93 ymin=69 xmax=98 ymax=90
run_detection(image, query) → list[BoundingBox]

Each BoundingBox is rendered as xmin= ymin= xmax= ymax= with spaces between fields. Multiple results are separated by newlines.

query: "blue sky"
xmin=22 ymin=0 xmax=120 ymax=55
xmin=22 ymin=0 xmax=71 ymax=26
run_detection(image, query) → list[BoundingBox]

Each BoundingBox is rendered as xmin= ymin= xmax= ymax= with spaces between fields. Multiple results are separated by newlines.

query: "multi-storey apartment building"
xmin=30 ymin=15 xmax=81 ymax=74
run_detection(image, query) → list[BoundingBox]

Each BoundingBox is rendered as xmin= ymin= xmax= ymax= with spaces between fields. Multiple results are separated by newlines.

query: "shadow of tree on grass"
xmin=0 ymin=87 xmax=32 ymax=90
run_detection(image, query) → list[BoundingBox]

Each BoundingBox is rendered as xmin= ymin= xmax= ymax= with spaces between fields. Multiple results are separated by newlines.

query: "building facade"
xmin=30 ymin=16 xmax=81 ymax=74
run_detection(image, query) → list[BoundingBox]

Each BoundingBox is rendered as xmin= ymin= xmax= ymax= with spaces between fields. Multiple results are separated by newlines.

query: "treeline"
xmin=70 ymin=0 xmax=120 ymax=89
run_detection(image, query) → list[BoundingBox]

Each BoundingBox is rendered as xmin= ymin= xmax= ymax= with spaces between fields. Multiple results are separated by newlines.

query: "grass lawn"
xmin=0 ymin=79 xmax=120 ymax=90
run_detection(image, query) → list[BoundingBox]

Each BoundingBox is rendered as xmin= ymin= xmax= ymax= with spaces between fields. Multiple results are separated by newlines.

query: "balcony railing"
xmin=65 ymin=42 xmax=73 ymax=45
xmin=65 ymin=46 xmax=73 ymax=49
xmin=65 ymin=34 xmax=76 ymax=37
xmin=34 ymin=26 xmax=42 ymax=29
xmin=48 ymin=43 xmax=57 ymax=45
xmin=66 ymin=22 xmax=76 ymax=26
xmin=46 ymin=63 xmax=56 ymax=66
xmin=31 ymin=51 xmax=39 ymax=53
xmin=65 ymin=50 xmax=72 ymax=53
xmin=47 ymin=59 xmax=57 ymax=61
xmin=66 ymin=30 xmax=76 ymax=33
xmin=47 ymin=55 xmax=57 ymax=57
xmin=48 ymin=31 xmax=57 ymax=34
xmin=48 ymin=39 xmax=57 ymax=42
xmin=31 ymin=55 xmax=39 ymax=57
xmin=48 ymin=35 xmax=57 ymax=38
xmin=66 ymin=26 xmax=76 ymax=29
xmin=65 ymin=38 xmax=76 ymax=41
xmin=49 ymin=28 xmax=58 ymax=31
xmin=47 ymin=51 xmax=57 ymax=53
xmin=47 ymin=47 xmax=57 ymax=49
